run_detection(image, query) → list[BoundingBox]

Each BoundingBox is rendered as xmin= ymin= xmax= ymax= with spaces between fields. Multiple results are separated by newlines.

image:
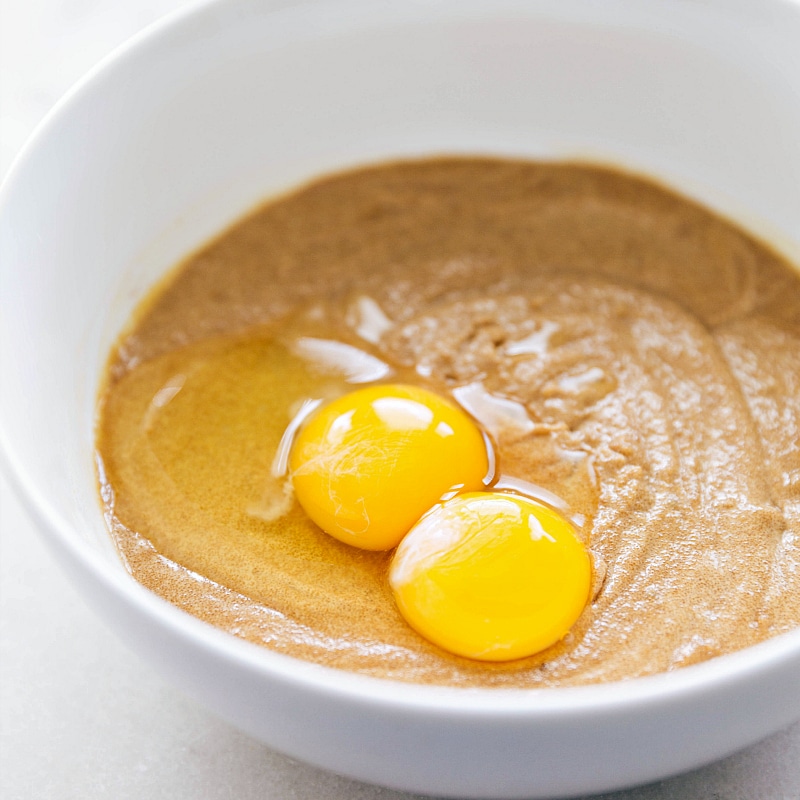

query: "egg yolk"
xmin=289 ymin=384 xmax=489 ymax=550
xmin=389 ymin=492 xmax=591 ymax=661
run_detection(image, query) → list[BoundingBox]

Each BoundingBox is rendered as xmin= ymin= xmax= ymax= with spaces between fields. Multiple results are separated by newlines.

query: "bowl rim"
xmin=3 ymin=0 xmax=800 ymax=718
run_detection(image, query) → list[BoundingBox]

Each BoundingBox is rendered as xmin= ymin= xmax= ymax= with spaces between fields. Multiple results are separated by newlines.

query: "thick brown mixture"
xmin=97 ymin=159 xmax=800 ymax=687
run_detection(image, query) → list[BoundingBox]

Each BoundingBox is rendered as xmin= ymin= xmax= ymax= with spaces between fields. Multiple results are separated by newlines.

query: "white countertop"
xmin=2 ymin=2 xmax=800 ymax=798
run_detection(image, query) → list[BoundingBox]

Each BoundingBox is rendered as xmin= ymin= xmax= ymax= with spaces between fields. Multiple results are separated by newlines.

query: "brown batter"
xmin=96 ymin=158 xmax=800 ymax=687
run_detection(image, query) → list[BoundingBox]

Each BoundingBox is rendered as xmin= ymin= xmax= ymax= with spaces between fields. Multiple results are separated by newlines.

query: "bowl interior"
xmin=3 ymin=0 xmax=800 ymax=669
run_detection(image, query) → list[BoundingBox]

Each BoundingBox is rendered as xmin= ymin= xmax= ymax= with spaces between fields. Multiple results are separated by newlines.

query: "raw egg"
xmin=289 ymin=384 xmax=489 ymax=550
xmin=389 ymin=492 xmax=591 ymax=661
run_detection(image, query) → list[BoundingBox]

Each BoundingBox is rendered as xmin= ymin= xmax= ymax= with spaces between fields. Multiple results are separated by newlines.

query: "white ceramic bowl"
xmin=2 ymin=1 xmax=800 ymax=797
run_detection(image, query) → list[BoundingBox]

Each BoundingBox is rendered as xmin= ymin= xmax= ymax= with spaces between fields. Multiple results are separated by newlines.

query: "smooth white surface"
xmin=2 ymin=1 xmax=800 ymax=798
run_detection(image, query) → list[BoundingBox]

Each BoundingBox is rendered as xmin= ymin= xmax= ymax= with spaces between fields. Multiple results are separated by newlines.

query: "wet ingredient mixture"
xmin=96 ymin=158 xmax=800 ymax=687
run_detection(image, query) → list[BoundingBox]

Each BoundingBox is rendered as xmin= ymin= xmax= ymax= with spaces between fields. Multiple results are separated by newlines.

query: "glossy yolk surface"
xmin=389 ymin=492 xmax=591 ymax=661
xmin=289 ymin=384 xmax=490 ymax=550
